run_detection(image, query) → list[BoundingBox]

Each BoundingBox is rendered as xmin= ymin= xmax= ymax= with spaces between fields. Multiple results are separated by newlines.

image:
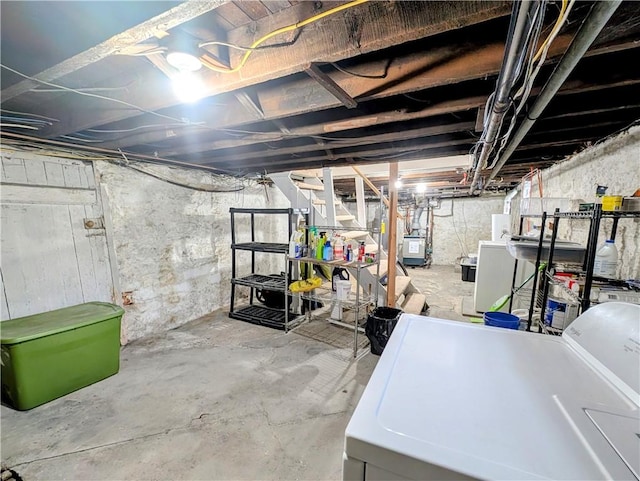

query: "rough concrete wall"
xmin=511 ymin=126 xmax=640 ymax=279
xmin=96 ymin=161 xmax=289 ymax=342
xmin=432 ymin=196 xmax=505 ymax=265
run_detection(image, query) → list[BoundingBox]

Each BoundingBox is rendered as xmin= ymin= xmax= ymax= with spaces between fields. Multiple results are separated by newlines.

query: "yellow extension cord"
xmin=533 ymin=0 xmax=568 ymax=62
xmin=202 ymin=0 xmax=370 ymax=74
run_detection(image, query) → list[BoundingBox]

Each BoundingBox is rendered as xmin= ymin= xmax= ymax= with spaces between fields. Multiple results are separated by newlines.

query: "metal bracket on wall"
xmin=83 ymin=217 xmax=105 ymax=230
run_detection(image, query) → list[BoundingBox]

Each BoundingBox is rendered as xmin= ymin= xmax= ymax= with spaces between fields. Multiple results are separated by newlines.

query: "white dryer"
xmin=343 ymin=303 xmax=640 ymax=480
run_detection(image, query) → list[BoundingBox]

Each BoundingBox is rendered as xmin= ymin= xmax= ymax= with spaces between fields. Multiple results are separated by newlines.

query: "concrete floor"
xmin=1 ymin=265 xmax=472 ymax=480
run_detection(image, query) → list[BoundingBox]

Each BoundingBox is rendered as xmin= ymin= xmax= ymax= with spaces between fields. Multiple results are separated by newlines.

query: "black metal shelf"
xmin=229 ymin=207 xmax=300 ymax=332
xmin=231 ymin=274 xmax=287 ymax=291
xmin=229 ymin=305 xmax=299 ymax=330
xmin=516 ymin=204 xmax=640 ymax=335
xmin=231 ymin=242 xmax=288 ymax=253
xmin=229 ymin=208 xmax=293 ymax=214
xmin=553 ymin=210 xmax=640 ymax=219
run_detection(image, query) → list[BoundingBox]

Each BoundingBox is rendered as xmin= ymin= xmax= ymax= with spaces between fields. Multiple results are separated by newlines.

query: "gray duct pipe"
xmin=469 ymin=0 xmax=538 ymax=193
xmin=486 ymin=0 xmax=622 ymax=186
xmin=411 ymin=204 xmax=425 ymax=235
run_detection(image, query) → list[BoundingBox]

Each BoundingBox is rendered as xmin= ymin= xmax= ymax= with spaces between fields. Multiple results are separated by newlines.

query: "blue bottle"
xmin=323 ymin=240 xmax=333 ymax=261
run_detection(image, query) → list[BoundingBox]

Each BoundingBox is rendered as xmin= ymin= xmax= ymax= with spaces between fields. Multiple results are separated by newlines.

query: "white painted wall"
xmin=1 ymin=149 xmax=289 ymax=342
xmin=431 ymin=196 xmax=505 ymax=265
xmin=95 ymin=161 xmax=289 ymax=342
xmin=511 ymin=126 xmax=640 ymax=280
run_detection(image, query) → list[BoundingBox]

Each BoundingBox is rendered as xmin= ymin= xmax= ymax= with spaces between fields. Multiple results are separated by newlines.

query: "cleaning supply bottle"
xmin=316 ymin=232 xmax=325 ymax=260
xmin=289 ymin=231 xmax=298 ymax=258
xmin=593 ymin=239 xmax=618 ymax=278
xmin=332 ymin=267 xmax=350 ymax=291
xmin=309 ymin=229 xmax=316 ymax=259
xmin=334 ymin=235 xmax=344 ymax=261
xmin=323 ymin=239 xmax=333 ymax=261
xmin=358 ymin=242 xmax=366 ymax=262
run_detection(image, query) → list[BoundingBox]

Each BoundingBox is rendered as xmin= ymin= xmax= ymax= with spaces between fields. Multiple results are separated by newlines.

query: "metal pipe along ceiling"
xmin=469 ymin=0 xmax=541 ymax=193
xmin=485 ymin=0 xmax=623 ymax=187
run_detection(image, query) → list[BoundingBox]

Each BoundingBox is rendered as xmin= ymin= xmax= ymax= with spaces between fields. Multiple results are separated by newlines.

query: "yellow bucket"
xmin=602 ymin=195 xmax=623 ymax=211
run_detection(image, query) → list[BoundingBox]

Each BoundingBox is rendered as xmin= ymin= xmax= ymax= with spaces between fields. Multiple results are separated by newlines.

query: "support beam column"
xmin=387 ymin=163 xmax=399 ymax=308
xmin=322 ymin=167 xmax=337 ymax=226
xmin=355 ymin=176 xmax=366 ymax=228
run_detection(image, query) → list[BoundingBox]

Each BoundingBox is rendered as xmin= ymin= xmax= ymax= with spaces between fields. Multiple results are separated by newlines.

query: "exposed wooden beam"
xmin=222 ymin=138 xmax=474 ymax=170
xmin=106 ymin=38 xmax=640 ymax=153
xmin=352 ymin=166 xmax=391 ymax=211
xmin=271 ymin=119 xmax=291 ymax=134
xmin=204 ymin=121 xmax=475 ymax=164
xmin=158 ymin=77 xmax=638 ymax=156
xmin=158 ymin=97 xmax=487 ymax=156
xmin=0 ymin=1 xmax=229 ymax=102
xmin=313 ymin=138 xmax=336 ymax=161
xmin=36 ymin=1 xmax=512 ymax=138
xmin=233 ymin=90 xmax=265 ymax=120
xmin=305 ymin=63 xmax=357 ymax=109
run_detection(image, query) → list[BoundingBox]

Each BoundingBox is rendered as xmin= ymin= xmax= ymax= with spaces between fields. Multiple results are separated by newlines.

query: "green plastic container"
xmin=1 ymin=302 xmax=124 ymax=410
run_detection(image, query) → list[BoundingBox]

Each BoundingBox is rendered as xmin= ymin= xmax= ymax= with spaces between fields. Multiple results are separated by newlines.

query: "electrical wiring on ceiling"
xmin=198 ymin=0 xmax=369 ymax=74
xmin=489 ymin=0 xmax=574 ymax=167
xmin=473 ymin=0 xmax=572 ymax=174
xmin=198 ymin=40 xmax=289 ymax=52
xmin=1 ymin=115 xmax=52 ymax=126
xmin=121 ymin=163 xmax=245 ymax=192
xmin=30 ymin=86 xmax=131 ymax=93
xmin=1 ymin=134 xmax=253 ymax=192
xmin=0 ymin=123 xmax=40 ymax=130
xmin=85 ymin=123 xmax=205 ymax=134
xmin=0 ymin=131 xmax=234 ymax=174
xmin=329 ymin=60 xmax=389 ymax=79
xmin=471 ymin=1 xmax=546 ymax=171
xmin=0 ymin=108 xmax=60 ymax=122
xmin=533 ymin=0 xmax=570 ymax=62
xmin=0 ymin=63 xmax=200 ymax=126
xmin=60 ymin=135 xmax=105 ymax=143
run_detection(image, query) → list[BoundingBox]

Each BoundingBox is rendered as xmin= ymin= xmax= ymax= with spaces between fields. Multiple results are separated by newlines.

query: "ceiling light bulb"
xmin=172 ymin=72 xmax=205 ymax=104
xmin=166 ymin=51 xmax=202 ymax=72
xmin=395 ymin=180 xmax=403 ymax=188
xmin=416 ymin=183 xmax=427 ymax=193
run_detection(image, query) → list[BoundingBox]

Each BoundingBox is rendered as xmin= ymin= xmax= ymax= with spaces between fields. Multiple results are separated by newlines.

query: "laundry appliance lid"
xmin=345 ymin=304 xmax=640 ymax=480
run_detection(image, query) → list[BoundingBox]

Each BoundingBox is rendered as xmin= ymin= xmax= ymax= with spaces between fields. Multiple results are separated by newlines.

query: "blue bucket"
xmin=484 ymin=311 xmax=520 ymax=330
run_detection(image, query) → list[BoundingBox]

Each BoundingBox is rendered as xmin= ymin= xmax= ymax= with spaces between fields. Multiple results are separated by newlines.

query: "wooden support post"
xmin=387 ymin=163 xmax=399 ymax=308
xmin=352 ymin=166 xmax=405 ymax=219
xmin=304 ymin=63 xmax=358 ymax=109
xmin=355 ymin=176 xmax=366 ymax=227
xmin=322 ymin=167 xmax=337 ymax=226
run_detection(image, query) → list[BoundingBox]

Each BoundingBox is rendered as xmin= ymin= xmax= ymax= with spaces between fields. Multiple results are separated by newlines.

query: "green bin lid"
xmin=1 ymin=302 xmax=124 ymax=345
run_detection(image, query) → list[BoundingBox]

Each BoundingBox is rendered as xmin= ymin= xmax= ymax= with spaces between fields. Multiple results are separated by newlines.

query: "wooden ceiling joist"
xmin=32 ymin=1 xmax=512 ymax=139
xmin=0 ymin=1 xmax=230 ymax=102
xmin=304 ymin=63 xmax=358 ymax=109
xmin=103 ymin=35 xmax=640 ymax=154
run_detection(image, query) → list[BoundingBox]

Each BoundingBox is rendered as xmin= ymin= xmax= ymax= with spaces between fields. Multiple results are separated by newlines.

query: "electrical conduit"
xmin=469 ymin=0 xmax=541 ymax=193
xmin=486 ymin=0 xmax=622 ymax=187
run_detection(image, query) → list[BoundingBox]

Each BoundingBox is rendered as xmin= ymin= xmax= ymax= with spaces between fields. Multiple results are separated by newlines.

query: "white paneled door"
xmin=1 ymin=153 xmax=114 ymax=320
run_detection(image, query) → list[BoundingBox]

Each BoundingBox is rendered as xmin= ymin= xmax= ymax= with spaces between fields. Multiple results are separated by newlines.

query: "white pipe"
xmin=504 ymin=185 xmax=520 ymax=214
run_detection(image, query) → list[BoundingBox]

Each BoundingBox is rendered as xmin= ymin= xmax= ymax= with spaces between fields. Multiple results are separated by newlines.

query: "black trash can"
xmin=365 ymin=307 xmax=403 ymax=355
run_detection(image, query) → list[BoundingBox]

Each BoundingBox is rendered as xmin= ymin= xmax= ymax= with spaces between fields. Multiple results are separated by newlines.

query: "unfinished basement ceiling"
xmin=1 ymin=1 xmax=639 ymax=195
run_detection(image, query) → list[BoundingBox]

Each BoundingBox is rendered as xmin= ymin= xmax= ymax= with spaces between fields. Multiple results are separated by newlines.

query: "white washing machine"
xmin=343 ymin=303 xmax=640 ymax=480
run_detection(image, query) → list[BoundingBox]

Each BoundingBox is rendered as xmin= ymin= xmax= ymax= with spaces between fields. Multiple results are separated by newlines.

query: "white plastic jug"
xmin=593 ymin=240 xmax=618 ymax=278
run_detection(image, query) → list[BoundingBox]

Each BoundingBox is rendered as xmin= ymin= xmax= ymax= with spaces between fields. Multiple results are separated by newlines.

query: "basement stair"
xmin=270 ymin=169 xmax=428 ymax=315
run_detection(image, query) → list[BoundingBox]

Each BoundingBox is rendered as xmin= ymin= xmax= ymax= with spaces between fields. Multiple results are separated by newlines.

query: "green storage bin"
xmin=1 ymin=301 xmax=124 ymax=410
